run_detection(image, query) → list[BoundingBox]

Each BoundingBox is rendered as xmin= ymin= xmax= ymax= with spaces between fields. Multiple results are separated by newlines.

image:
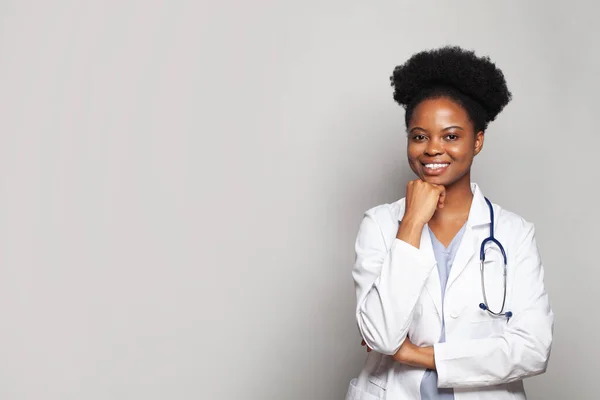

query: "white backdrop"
xmin=0 ymin=1 xmax=596 ymax=399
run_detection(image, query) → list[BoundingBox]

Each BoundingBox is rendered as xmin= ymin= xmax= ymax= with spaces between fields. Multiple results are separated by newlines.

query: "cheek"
xmin=407 ymin=154 xmax=421 ymax=170
xmin=406 ymin=144 xmax=421 ymax=161
xmin=406 ymin=147 xmax=420 ymax=171
xmin=448 ymin=143 xmax=475 ymax=161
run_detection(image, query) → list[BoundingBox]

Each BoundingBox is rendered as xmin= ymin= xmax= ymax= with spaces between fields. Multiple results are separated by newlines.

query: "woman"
xmin=346 ymin=47 xmax=553 ymax=400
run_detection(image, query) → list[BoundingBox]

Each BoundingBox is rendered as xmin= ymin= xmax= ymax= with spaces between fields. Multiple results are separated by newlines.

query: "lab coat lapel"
xmin=445 ymin=226 xmax=476 ymax=290
xmin=421 ymin=225 xmax=443 ymax=319
xmin=446 ymin=183 xmax=490 ymax=290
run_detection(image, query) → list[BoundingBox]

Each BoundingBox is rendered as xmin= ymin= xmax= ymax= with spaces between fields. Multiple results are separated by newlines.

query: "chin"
xmin=421 ymin=176 xmax=449 ymax=185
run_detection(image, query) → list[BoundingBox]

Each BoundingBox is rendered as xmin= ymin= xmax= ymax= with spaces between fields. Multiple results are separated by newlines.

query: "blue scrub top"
xmin=420 ymin=224 xmax=467 ymax=400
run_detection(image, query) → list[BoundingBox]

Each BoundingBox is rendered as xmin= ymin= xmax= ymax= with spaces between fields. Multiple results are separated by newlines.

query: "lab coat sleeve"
xmin=353 ymin=210 xmax=436 ymax=355
xmin=434 ymin=222 xmax=554 ymax=388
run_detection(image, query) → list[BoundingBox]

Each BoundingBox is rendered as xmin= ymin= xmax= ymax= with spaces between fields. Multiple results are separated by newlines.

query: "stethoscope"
xmin=478 ymin=197 xmax=513 ymax=320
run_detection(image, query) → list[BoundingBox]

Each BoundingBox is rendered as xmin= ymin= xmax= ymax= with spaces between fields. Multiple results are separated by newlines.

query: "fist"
xmin=403 ymin=179 xmax=446 ymax=225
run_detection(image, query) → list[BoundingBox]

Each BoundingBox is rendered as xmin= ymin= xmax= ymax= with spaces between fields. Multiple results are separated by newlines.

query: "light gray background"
xmin=0 ymin=1 xmax=595 ymax=399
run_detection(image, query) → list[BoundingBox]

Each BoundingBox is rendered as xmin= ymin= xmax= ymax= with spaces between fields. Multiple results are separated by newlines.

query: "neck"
xmin=431 ymin=176 xmax=473 ymax=222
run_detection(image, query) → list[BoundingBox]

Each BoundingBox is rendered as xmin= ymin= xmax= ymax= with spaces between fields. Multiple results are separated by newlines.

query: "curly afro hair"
xmin=390 ymin=46 xmax=512 ymax=132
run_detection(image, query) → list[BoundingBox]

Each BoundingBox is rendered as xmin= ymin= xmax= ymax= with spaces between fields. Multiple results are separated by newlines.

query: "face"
xmin=407 ymin=97 xmax=484 ymax=187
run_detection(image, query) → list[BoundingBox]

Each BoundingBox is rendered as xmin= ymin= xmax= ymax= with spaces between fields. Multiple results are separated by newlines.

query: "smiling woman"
xmin=345 ymin=47 xmax=554 ymax=400
xmin=407 ymin=98 xmax=483 ymax=188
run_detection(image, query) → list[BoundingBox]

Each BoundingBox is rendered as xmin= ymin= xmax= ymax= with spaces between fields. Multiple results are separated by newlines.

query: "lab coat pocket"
xmin=367 ymin=355 xmax=391 ymax=389
xmin=345 ymin=378 xmax=384 ymax=400
xmin=469 ymin=316 xmax=506 ymax=339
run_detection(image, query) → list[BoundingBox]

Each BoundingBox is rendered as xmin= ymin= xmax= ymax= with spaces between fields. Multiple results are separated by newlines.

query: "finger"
xmin=406 ymin=180 xmax=414 ymax=196
xmin=367 ymin=347 xmax=372 ymax=352
xmin=437 ymin=186 xmax=446 ymax=208
xmin=361 ymin=339 xmax=366 ymax=346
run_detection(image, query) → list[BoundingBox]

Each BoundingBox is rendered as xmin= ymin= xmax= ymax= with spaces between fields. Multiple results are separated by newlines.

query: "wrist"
xmin=400 ymin=216 xmax=426 ymax=230
xmin=393 ymin=343 xmax=434 ymax=369
xmin=418 ymin=346 xmax=436 ymax=370
xmin=396 ymin=217 xmax=425 ymax=248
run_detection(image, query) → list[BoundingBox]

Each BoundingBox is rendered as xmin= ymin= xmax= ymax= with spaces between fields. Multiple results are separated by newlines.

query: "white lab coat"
xmin=346 ymin=183 xmax=553 ymax=400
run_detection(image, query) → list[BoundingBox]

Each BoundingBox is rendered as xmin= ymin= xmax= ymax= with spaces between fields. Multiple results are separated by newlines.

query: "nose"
xmin=425 ymin=137 xmax=443 ymax=156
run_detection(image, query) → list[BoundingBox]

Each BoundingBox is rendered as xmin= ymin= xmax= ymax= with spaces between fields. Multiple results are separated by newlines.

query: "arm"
xmin=353 ymin=210 xmax=436 ymax=355
xmin=433 ymin=222 xmax=554 ymax=388
xmin=392 ymin=338 xmax=436 ymax=369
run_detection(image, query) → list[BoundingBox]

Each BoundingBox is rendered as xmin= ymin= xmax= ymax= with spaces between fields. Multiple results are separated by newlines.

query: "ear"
xmin=474 ymin=131 xmax=485 ymax=156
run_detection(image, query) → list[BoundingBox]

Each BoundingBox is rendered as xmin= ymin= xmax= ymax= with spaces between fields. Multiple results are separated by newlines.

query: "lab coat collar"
xmin=467 ymin=183 xmax=491 ymax=228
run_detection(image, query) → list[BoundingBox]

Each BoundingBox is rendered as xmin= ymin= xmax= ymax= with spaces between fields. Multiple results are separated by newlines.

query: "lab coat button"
xmin=450 ymin=312 xmax=459 ymax=319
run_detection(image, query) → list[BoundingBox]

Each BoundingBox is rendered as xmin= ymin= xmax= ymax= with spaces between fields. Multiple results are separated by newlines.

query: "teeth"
xmin=425 ymin=163 xmax=449 ymax=169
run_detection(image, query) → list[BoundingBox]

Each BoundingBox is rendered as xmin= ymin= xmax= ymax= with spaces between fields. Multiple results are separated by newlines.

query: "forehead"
xmin=408 ymin=97 xmax=472 ymax=129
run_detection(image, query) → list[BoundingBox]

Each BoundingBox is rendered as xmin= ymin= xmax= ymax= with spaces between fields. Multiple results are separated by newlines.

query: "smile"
xmin=421 ymin=162 xmax=450 ymax=175
xmin=423 ymin=163 xmax=449 ymax=170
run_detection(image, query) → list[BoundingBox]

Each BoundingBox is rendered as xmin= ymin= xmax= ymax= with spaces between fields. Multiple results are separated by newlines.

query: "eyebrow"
xmin=409 ymin=125 xmax=465 ymax=133
xmin=443 ymin=126 xmax=465 ymax=131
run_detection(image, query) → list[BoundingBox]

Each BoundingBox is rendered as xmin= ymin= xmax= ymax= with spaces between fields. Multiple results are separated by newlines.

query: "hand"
xmin=361 ymin=339 xmax=372 ymax=352
xmin=402 ymin=179 xmax=446 ymax=225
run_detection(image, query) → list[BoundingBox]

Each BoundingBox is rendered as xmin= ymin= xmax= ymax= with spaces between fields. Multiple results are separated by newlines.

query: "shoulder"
xmin=355 ymin=198 xmax=406 ymax=248
xmin=493 ymin=202 xmax=534 ymax=230
xmin=492 ymin=202 xmax=537 ymax=248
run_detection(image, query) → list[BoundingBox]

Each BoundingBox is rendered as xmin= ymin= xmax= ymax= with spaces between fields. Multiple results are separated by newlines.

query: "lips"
xmin=421 ymin=162 xmax=450 ymax=176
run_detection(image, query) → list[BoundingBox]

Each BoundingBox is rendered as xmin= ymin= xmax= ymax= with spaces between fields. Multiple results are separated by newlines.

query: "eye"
xmin=445 ymin=134 xmax=459 ymax=141
xmin=411 ymin=134 xmax=427 ymax=141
